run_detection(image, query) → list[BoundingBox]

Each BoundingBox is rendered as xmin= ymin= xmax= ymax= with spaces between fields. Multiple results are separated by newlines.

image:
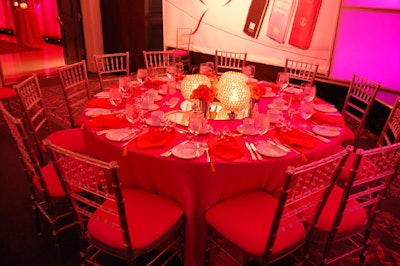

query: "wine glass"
xmin=302 ymin=83 xmax=316 ymax=102
xmin=242 ymin=65 xmax=256 ymax=79
xmin=136 ymin=68 xmax=148 ymax=84
xmin=108 ymin=86 xmax=123 ymax=109
xmin=276 ymin=72 xmax=289 ymax=95
xmin=125 ymin=97 xmax=143 ymax=125
xmin=254 ymin=113 xmax=270 ymax=135
xmin=299 ymin=100 xmax=314 ymax=129
xmin=166 ymin=64 xmax=177 ymax=80
xmin=188 ymin=112 xmax=204 ymax=138
xmin=119 ymin=76 xmax=130 ymax=97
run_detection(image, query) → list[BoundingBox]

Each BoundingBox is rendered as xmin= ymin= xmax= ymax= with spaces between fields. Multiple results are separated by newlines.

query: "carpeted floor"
xmin=1 ymin=75 xmax=399 ymax=265
xmin=0 ymin=39 xmax=40 ymax=55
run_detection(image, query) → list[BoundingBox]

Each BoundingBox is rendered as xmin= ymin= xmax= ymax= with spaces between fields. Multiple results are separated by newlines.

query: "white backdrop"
xmin=163 ymin=0 xmax=341 ymax=75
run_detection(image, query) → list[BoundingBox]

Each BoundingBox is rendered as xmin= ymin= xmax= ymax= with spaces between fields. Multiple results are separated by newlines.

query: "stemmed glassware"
xmin=254 ymin=113 xmax=270 ymax=135
xmin=119 ymin=76 xmax=131 ymax=97
xmin=188 ymin=111 xmax=204 ymax=140
xmin=276 ymin=72 xmax=289 ymax=95
xmin=125 ymin=96 xmax=144 ymax=125
xmin=176 ymin=62 xmax=184 ymax=77
xmin=136 ymin=68 xmax=149 ymax=84
xmin=299 ymin=99 xmax=314 ymax=129
xmin=108 ymin=85 xmax=123 ymax=110
xmin=166 ymin=64 xmax=177 ymax=80
xmin=302 ymin=83 xmax=316 ymax=102
xmin=242 ymin=65 xmax=256 ymax=80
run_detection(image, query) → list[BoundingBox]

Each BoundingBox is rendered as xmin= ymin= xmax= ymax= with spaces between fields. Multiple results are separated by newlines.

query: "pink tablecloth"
xmin=82 ymin=87 xmax=344 ymax=265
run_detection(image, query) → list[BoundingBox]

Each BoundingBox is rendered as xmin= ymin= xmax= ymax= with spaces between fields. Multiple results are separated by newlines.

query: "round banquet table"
xmin=82 ymin=83 xmax=345 ymax=266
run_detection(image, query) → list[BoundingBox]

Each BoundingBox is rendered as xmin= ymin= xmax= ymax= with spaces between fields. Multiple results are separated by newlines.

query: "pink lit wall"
xmin=331 ymin=8 xmax=400 ymax=105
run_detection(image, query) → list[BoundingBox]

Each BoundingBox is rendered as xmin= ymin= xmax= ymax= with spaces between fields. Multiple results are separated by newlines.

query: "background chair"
xmin=376 ymin=96 xmax=400 ymax=147
xmin=46 ymin=140 xmax=185 ymax=265
xmin=14 ymin=74 xmax=87 ymax=165
xmin=205 ymin=148 xmax=351 ymax=265
xmin=341 ymin=73 xmax=380 ymax=147
xmin=93 ymin=51 xmax=130 ymax=90
xmin=284 ymin=58 xmax=319 ymax=87
xmin=142 ymin=50 xmax=176 ymax=76
xmin=0 ymin=102 xmax=76 ymax=264
xmin=57 ymin=60 xmax=91 ymax=128
xmin=309 ymin=142 xmax=400 ymax=265
xmin=173 ymin=27 xmax=193 ymax=71
xmin=214 ymin=50 xmax=247 ymax=75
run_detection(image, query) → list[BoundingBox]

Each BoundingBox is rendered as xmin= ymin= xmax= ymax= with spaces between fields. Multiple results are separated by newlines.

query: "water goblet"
xmin=299 ymin=100 xmax=314 ymax=129
xmin=108 ymin=85 xmax=123 ymax=109
xmin=176 ymin=62 xmax=184 ymax=76
xmin=119 ymin=76 xmax=130 ymax=96
xmin=125 ymin=97 xmax=143 ymax=125
xmin=302 ymin=83 xmax=316 ymax=102
xmin=188 ymin=112 xmax=204 ymax=139
xmin=166 ymin=64 xmax=177 ymax=80
xmin=276 ymin=72 xmax=289 ymax=95
xmin=136 ymin=68 xmax=148 ymax=84
xmin=254 ymin=113 xmax=270 ymax=135
xmin=206 ymin=62 xmax=215 ymax=74
xmin=242 ymin=65 xmax=256 ymax=79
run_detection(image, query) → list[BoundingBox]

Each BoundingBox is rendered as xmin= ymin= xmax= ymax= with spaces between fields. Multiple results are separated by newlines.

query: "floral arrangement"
xmin=190 ymin=84 xmax=217 ymax=102
xmin=248 ymin=83 xmax=267 ymax=100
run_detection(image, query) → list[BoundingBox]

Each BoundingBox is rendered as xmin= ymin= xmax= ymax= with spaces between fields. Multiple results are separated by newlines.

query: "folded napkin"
xmin=275 ymin=127 xmax=315 ymax=149
xmin=136 ymin=129 xmax=176 ymax=149
xmin=86 ymin=98 xmax=126 ymax=109
xmin=208 ymin=136 xmax=244 ymax=160
xmin=86 ymin=114 xmax=132 ymax=129
xmin=311 ymin=111 xmax=345 ymax=126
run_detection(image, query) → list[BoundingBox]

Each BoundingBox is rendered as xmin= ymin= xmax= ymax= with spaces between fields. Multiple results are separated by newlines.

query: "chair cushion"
xmin=33 ymin=163 xmax=66 ymax=197
xmin=174 ymin=49 xmax=189 ymax=57
xmin=0 ymin=88 xmax=17 ymax=99
xmin=341 ymin=126 xmax=355 ymax=142
xmin=87 ymin=188 xmax=183 ymax=251
xmin=205 ymin=191 xmax=305 ymax=256
xmin=315 ymin=185 xmax=366 ymax=233
xmin=338 ymin=152 xmax=377 ymax=182
xmin=43 ymin=128 xmax=88 ymax=154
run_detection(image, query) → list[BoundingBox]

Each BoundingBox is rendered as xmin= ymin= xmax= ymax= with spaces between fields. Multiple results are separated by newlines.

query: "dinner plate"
xmin=180 ymin=100 xmax=193 ymax=111
xmin=85 ymin=108 xmax=113 ymax=117
xmin=256 ymin=142 xmax=288 ymax=158
xmin=314 ymin=104 xmax=337 ymax=113
xmin=164 ymin=110 xmax=189 ymax=126
xmin=312 ymin=125 xmax=341 ymax=137
xmin=105 ymin=128 xmax=136 ymax=142
xmin=236 ymin=125 xmax=258 ymax=136
xmin=94 ymin=91 xmax=109 ymax=98
xmin=283 ymin=87 xmax=301 ymax=94
xmin=268 ymin=103 xmax=289 ymax=111
xmin=172 ymin=142 xmax=204 ymax=159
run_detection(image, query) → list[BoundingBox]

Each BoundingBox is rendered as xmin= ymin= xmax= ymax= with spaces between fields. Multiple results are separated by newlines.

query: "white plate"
xmin=180 ymin=100 xmax=193 ymax=111
xmin=314 ymin=104 xmax=337 ymax=113
xmin=256 ymin=142 xmax=288 ymax=158
xmin=262 ymin=92 xmax=276 ymax=98
xmin=164 ymin=110 xmax=189 ymax=126
xmin=141 ymin=103 xmax=159 ymax=111
xmin=268 ymin=104 xmax=289 ymax=111
xmin=94 ymin=91 xmax=109 ymax=98
xmin=312 ymin=125 xmax=341 ymax=137
xmin=172 ymin=142 xmax=204 ymax=159
xmin=85 ymin=108 xmax=113 ymax=117
xmin=283 ymin=87 xmax=301 ymax=94
xmin=105 ymin=128 xmax=136 ymax=142
xmin=236 ymin=125 xmax=258 ymax=136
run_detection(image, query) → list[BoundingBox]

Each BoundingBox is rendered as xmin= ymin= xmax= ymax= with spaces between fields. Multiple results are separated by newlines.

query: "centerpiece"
xmin=248 ymin=82 xmax=267 ymax=117
xmin=190 ymin=84 xmax=217 ymax=118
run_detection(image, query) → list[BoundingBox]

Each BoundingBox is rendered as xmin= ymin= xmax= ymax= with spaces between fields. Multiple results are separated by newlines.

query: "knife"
xmin=250 ymin=143 xmax=263 ymax=160
xmin=302 ymin=129 xmax=331 ymax=143
xmin=267 ymin=139 xmax=291 ymax=153
xmin=245 ymin=142 xmax=257 ymax=161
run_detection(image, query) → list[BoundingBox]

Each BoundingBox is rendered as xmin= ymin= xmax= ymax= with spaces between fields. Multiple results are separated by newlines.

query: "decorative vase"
xmin=248 ymin=98 xmax=259 ymax=118
xmin=200 ymin=99 xmax=210 ymax=119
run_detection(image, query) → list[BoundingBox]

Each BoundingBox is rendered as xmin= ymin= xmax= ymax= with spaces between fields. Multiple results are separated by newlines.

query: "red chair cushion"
xmin=87 ymin=188 xmax=183 ymax=250
xmin=0 ymin=88 xmax=17 ymax=99
xmin=205 ymin=191 xmax=305 ymax=256
xmin=315 ymin=185 xmax=366 ymax=233
xmin=341 ymin=126 xmax=355 ymax=142
xmin=43 ymin=128 xmax=87 ymax=154
xmin=33 ymin=163 xmax=66 ymax=197
xmin=174 ymin=49 xmax=189 ymax=57
xmin=338 ymin=152 xmax=377 ymax=182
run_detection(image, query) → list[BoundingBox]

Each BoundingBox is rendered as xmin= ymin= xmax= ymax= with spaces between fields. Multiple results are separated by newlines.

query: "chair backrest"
xmin=214 ymin=50 xmax=247 ymax=75
xmin=44 ymin=140 xmax=134 ymax=261
xmin=284 ymin=58 xmax=319 ymax=86
xmin=376 ymin=97 xmax=400 ymax=147
xmin=14 ymin=74 xmax=52 ymax=164
xmin=57 ymin=60 xmax=91 ymax=128
xmin=262 ymin=147 xmax=352 ymax=263
xmin=320 ymin=142 xmax=400 ymax=264
xmin=341 ymin=73 xmax=380 ymax=139
xmin=142 ymin=50 xmax=176 ymax=76
xmin=0 ymin=102 xmax=53 ymax=207
xmin=93 ymin=52 xmax=130 ymax=90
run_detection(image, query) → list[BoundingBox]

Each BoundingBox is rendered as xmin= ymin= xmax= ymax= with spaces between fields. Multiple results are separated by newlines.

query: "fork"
xmin=202 ymin=143 xmax=215 ymax=172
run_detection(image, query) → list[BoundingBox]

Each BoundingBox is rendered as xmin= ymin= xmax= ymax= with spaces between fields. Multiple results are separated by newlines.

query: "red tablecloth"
xmin=14 ymin=8 xmax=42 ymax=45
xmin=82 ymin=85 xmax=344 ymax=265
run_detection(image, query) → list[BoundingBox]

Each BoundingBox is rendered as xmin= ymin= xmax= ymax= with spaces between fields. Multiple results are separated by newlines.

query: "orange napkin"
xmin=311 ymin=111 xmax=345 ymax=126
xmin=135 ymin=129 xmax=175 ymax=149
xmin=275 ymin=127 xmax=315 ymax=149
xmin=86 ymin=98 xmax=126 ymax=109
xmin=208 ymin=136 xmax=244 ymax=160
xmin=86 ymin=114 xmax=132 ymax=129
